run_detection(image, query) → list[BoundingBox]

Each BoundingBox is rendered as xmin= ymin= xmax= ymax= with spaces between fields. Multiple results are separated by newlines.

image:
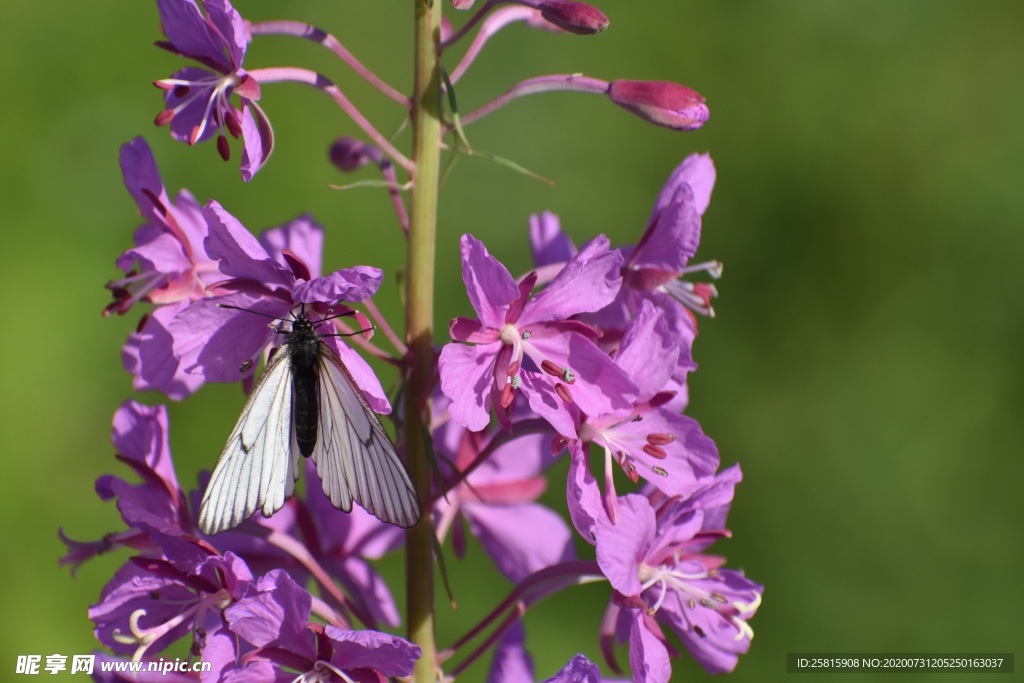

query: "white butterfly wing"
xmin=198 ymin=348 xmax=301 ymax=535
xmin=311 ymin=344 xmax=420 ymax=528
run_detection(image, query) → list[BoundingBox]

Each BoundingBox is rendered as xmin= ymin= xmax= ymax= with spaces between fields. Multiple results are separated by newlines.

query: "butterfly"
xmin=198 ymin=307 xmax=419 ymax=534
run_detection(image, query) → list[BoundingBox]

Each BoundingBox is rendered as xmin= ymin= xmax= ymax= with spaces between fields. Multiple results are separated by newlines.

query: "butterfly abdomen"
xmin=287 ymin=317 xmax=322 ymax=457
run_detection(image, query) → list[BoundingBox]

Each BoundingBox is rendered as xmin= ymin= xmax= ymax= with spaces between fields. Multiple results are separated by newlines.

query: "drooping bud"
xmin=540 ymin=0 xmax=609 ymax=35
xmin=608 ymin=80 xmax=709 ymax=131
xmin=452 ymin=0 xmax=475 ymax=9
xmin=329 ymin=137 xmax=383 ymax=172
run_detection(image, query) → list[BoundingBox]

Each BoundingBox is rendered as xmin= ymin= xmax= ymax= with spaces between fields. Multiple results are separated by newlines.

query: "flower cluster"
xmin=435 ymin=154 xmax=761 ymax=681
xmin=64 ymin=401 xmax=418 ymax=679
xmin=66 ymin=0 xmax=760 ymax=680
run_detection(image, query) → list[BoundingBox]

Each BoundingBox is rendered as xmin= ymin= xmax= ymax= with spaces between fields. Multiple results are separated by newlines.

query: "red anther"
xmin=554 ymin=383 xmax=573 ymax=404
xmin=154 ymin=110 xmax=175 ymax=126
xmin=647 ymin=391 xmax=678 ymax=408
xmin=507 ymin=359 xmax=521 ymax=377
xmin=224 ymin=110 xmax=242 ymax=138
xmin=216 ymin=135 xmax=231 ymax=161
xmin=541 ymin=359 xmax=564 ymax=378
xmin=642 ymin=443 xmax=668 ymax=460
xmin=172 ymin=85 xmax=190 ymax=98
xmin=500 ymin=383 xmax=515 ymax=408
xmin=189 ymin=125 xmax=203 ymax=146
xmin=624 ymin=462 xmax=639 ymax=483
xmin=153 ymin=80 xmax=174 ymax=91
xmin=646 ymin=433 xmax=675 ymax=446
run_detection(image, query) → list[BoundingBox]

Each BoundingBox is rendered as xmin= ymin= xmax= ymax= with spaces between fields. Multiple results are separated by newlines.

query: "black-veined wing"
xmin=198 ymin=348 xmax=301 ymax=535
xmin=311 ymin=343 xmax=420 ymax=528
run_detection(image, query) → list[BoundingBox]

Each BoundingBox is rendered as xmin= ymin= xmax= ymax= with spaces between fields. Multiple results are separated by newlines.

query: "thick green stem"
xmin=406 ymin=0 xmax=442 ymax=681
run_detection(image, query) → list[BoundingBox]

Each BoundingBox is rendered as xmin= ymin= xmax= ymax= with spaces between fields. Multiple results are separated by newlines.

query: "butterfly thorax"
xmin=286 ymin=315 xmax=322 ymax=457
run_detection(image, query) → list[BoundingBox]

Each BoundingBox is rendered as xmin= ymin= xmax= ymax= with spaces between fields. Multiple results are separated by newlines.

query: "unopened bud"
xmin=608 ymin=80 xmax=708 ymax=131
xmin=329 ymin=137 xmax=383 ymax=172
xmin=540 ymin=0 xmax=609 ymax=35
xmin=452 ymin=0 xmax=475 ymax=9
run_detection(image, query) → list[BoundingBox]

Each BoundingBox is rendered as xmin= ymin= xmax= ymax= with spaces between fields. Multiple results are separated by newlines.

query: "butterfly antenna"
xmin=216 ymin=303 xmax=289 ymax=322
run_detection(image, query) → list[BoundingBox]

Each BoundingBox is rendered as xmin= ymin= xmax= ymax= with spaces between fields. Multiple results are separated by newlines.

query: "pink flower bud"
xmin=540 ymin=0 xmax=609 ymax=35
xmin=452 ymin=0 xmax=475 ymax=9
xmin=608 ymin=80 xmax=709 ymax=131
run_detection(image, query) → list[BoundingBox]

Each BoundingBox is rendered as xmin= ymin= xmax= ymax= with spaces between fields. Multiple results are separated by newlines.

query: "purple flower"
xmin=440 ymin=233 xmax=637 ymax=435
xmin=90 ymin=551 xmax=253 ymax=662
xmin=532 ymin=156 xmax=720 ymax=390
xmin=61 ymin=400 xmax=299 ymax=579
xmin=432 ymin=394 xmax=574 ymax=582
xmin=542 ymin=654 xmax=609 ymax=683
xmin=621 ymin=153 xmax=720 ymax=317
xmin=586 ymin=475 xmax=761 ymax=678
xmin=60 ymin=401 xmax=191 ymax=572
xmin=106 ymin=137 xmax=223 ymax=399
xmin=98 ymin=401 xmax=192 ymax=534
xmin=224 ymin=571 xmax=419 ymax=683
xmin=153 ymin=0 xmax=272 ymax=180
xmin=576 ymin=302 xmax=719 ymax=510
xmin=490 ymin=623 xmax=623 ymax=683
xmin=167 ymin=203 xmax=391 ymax=412
xmin=489 ymin=621 xmax=535 ymax=683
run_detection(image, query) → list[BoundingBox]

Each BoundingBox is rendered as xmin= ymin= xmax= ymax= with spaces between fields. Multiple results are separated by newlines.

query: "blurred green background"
xmin=2 ymin=0 xmax=1022 ymax=681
